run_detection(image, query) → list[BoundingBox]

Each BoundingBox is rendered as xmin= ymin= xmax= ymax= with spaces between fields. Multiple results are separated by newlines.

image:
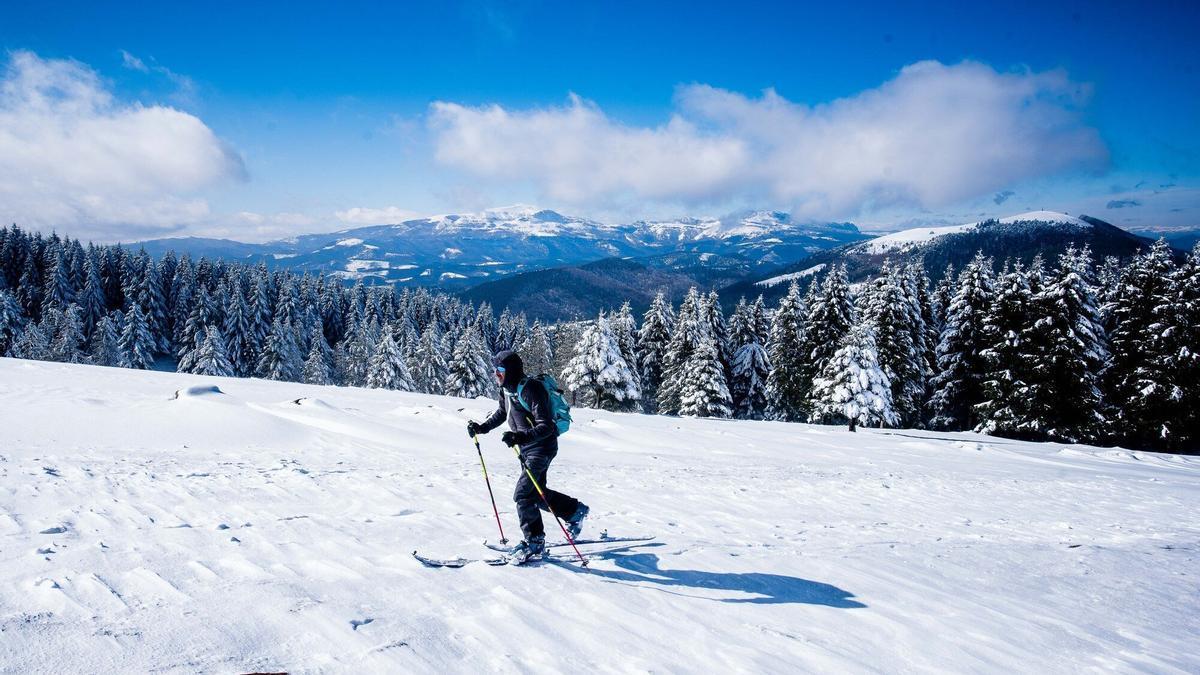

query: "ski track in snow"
xmin=0 ymin=358 xmax=1197 ymax=673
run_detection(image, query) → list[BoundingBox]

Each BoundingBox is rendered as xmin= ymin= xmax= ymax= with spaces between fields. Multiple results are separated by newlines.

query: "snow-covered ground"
xmin=1 ymin=358 xmax=1197 ymax=673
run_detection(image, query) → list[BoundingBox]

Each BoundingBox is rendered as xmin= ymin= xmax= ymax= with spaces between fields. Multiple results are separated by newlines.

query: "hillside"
xmin=725 ymin=211 xmax=1163 ymax=304
xmin=2 ymin=358 xmax=1197 ymax=673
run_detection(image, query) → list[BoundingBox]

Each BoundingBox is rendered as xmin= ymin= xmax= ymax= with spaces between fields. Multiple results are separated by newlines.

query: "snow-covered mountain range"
xmin=3 ymin=358 xmax=1197 ymax=672
xmin=131 ymin=206 xmax=867 ymax=289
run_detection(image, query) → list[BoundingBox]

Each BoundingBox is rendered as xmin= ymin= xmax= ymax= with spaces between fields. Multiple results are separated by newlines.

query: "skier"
xmin=467 ymin=349 xmax=589 ymax=564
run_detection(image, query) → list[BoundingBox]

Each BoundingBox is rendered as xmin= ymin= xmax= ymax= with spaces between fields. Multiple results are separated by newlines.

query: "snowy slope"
xmin=860 ymin=211 xmax=1090 ymax=254
xmin=2 ymin=358 xmax=1197 ymax=673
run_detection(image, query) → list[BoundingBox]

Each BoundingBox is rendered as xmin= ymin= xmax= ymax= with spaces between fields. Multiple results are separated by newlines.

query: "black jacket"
xmin=480 ymin=376 xmax=558 ymax=453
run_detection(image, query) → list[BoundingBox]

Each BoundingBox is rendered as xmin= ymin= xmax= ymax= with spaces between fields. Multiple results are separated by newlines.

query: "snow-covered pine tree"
xmin=929 ymin=252 xmax=995 ymax=431
xmin=678 ymin=334 xmax=732 ymax=418
xmin=930 ymin=262 xmax=955 ymax=337
xmin=635 ymin=290 xmax=674 ymax=414
xmin=78 ymin=254 xmax=107 ymax=337
xmin=1174 ymin=243 xmax=1200 ymax=448
xmin=222 ymin=282 xmax=255 ymax=377
xmin=974 ymin=261 xmax=1037 ymax=439
xmin=50 ymin=304 xmax=86 ymax=363
xmin=1103 ymin=239 xmax=1183 ymax=450
xmin=0 ymin=289 xmax=23 ymax=355
xmin=904 ymin=262 xmax=937 ymax=422
xmin=9 ymin=318 xmax=49 ymax=360
xmin=445 ymin=327 xmax=493 ymax=399
xmin=728 ymin=297 xmax=754 ymax=349
xmin=610 ymin=301 xmax=639 ymax=373
xmin=302 ymin=324 xmax=335 ymax=386
xmin=657 ymin=288 xmax=705 ymax=415
xmin=408 ymin=324 xmax=448 ymax=394
xmin=730 ymin=339 xmax=770 ymax=419
xmin=177 ymin=286 xmax=220 ymax=373
xmin=89 ymin=314 xmax=121 ymax=367
xmin=119 ymin=304 xmax=155 ymax=370
xmin=800 ymin=264 xmax=856 ymax=412
xmin=518 ymin=320 xmax=553 ymax=377
xmin=861 ymin=261 xmax=923 ymax=426
xmin=809 ymin=320 xmax=897 ymax=431
xmin=366 ymin=325 xmax=416 ymax=391
xmin=193 ymin=324 xmax=234 ymax=377
xmin=703 ymin=290 xmax=733 ymax=377
xmin=137 ymin=258 xmax=169 ymax=354
xmin=41 ymin=244 xmax=74 ymax=316
xmin=257 ymin=318 xmax=302 ymax=382
xmin=334 ymin=315 xmax=373 ymax=387
xmin=17 ymin=250 xmax=42 ymax=321
xmin=1022 ymin=246 xmax=1107 ymax=443
xmin=766 ymin=281 xmax=808 ymax=421
xmin=564 ymin=313 xmax=641 ymax=411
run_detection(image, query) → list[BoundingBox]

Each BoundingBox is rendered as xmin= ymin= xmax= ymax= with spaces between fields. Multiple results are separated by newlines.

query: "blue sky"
xmin=1 ymin=0 xmax=1197 ymax=241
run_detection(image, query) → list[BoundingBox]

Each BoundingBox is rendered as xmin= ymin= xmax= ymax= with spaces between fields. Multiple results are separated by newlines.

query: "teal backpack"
xmin=508 ymin=373 xmax=572 ymax=437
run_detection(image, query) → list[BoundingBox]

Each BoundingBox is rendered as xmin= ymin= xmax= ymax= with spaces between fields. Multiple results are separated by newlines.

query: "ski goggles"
xmin=494 ymin=365 xmax=506 ymax=374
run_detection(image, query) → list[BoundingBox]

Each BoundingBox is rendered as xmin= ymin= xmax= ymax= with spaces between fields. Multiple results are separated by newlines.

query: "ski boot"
xmin=508 ymin=535 xmax=545 ymax=565
xmin=565 ymin=503 xmax=589 ymax=539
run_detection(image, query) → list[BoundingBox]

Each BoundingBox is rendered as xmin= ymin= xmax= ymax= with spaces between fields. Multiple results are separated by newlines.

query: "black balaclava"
xmin=493 ymin=350 xmax=525 ymax=392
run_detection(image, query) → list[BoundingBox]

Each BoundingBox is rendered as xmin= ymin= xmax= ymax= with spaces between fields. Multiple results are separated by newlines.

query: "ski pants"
xmin=514 ymin=448 xmax=579 ymax=540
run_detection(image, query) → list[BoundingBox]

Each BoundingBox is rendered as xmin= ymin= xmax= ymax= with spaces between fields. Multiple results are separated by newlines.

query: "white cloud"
xmin=428 ymin=61 xmax=1108 ymax=220
xmin=335 ymin=206 xmax=425 ymax=225
xmin=0 ymin=51 xmax=243 ymax=240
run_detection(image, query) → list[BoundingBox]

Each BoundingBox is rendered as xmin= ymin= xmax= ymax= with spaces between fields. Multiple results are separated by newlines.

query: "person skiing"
xmin=467 ymin=349 xmax=589 ymax=564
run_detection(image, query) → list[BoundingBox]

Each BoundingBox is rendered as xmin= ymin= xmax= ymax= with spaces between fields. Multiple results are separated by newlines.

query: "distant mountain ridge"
xmin=130 ymin=205 xmax=868 ymax=290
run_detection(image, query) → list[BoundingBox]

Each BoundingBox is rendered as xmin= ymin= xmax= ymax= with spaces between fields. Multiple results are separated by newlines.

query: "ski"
xmin=483 ymin=534 xmax=655 ymax=554
xmin=412 ymin=550 xmax=591 ymax=568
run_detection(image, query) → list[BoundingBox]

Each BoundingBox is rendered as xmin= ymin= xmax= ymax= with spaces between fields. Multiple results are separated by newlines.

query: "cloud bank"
xmin=0 ymin=51 xmax=244 ymax=239
xmin=429 ymin=61 xmax=1108 ymax=220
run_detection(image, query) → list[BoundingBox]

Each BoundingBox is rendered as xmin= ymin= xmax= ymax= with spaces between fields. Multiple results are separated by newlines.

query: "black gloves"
xmin=467 ymin=421 xmax=482 ymax=438
xmin=501 ymin=430 xmax=531 ymax=446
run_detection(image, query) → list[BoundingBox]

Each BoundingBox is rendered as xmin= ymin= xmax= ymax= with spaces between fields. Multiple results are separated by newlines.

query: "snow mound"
xmin=172 ymin=384 xmax=225 ymax=399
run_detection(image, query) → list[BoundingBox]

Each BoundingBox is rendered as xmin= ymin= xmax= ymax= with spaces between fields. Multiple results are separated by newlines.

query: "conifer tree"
xmin=610 ymin=301 xmax=639 ymax=373
xmin=0 ymin=289 xmax=23 ymax=355
xmin=79 ymin=255 xmax=107 ymax=336
xmin=119 ymin=304 xmax=155 ymax=370
xmin=302 ymin=324 xmax=335 ymax=386
xmin=564 ymin=313 xmax=642 ymax=411
xmin=678 ymin=335 xmax=732 ymax=418
xmin=367 ymin=325 xmax=416 ymax=390
xmin=730 ymin=339 xmax=771 ymax=419
xmin=409 ymin=324 xmax=449 ymax=394
xmin=50 ymin=304 xmax=86 ymax=363
xmin=799 ymin=264 xmax=855 ymax=412
xmin=766 ymin=281 xmax=808 ymax=421
xmin=137 ymin=258 xmax=169 ymax=353
xmin=222 ymin=283 xmax=255 ymax=377
xmin=41 ymin=245 xmax=74 ymax=316
xmin=861 ymin=262 xmax=924 ymax=425
xmin=635 ymin=291 xmax=674 ymax=414
xmin=657 ymin=288 xmax=706 ymax=415
xmin=193 ymin=324 xmax=235 ymax=377
xmin=89 ymin=314 xmax=122 ymax=367
xmin=1022 ymin=246 xmax=1107 ymax=443
xmin=518 ymin=320 xmax=554 ymax=377
xmin=257 ymin=318 xmax=302 ymax=382
xmin=1173 ymin=243 xmax=1200 ymax=448
xmin=10 ymin=319 xmax=49 ymax=360
xmin=445 ymin=327 xmax=493 ymax=399
xmin=1103 ymin=239 xmax=1182 ymax=449
xmin=930 ymin=252 xmax=995 ymax=430
xmin=930 ymin=262 xmax=955 ymax=337
xmin=974 ymin=261 xmax=1037 ymax=438
xmin=810 ymin=321 xmax=898 ymax=430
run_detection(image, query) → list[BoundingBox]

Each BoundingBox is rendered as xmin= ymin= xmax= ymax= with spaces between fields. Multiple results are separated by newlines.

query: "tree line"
xmin=0 ymin=224 xmax=1195 ymax=453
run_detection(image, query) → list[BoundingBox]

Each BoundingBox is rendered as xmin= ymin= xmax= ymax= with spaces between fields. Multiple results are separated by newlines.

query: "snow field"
xmin=0 ymin=358 xmax=1197 ymax=673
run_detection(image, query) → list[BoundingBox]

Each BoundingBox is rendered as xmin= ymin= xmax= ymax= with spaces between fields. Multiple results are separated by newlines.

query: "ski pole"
xmin=474 ymin=434 xmax=508 ymax=545
xmin=508 ymin=444 xmax=587 ymax=566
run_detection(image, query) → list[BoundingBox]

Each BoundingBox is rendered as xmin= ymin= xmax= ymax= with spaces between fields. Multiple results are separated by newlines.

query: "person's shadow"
xmin=571 ymin=547 xmax=865 ymax=608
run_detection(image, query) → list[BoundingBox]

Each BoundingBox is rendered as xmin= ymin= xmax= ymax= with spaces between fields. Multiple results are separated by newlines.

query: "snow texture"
xmin=1 ymin=358 xmax=1197 ymax=673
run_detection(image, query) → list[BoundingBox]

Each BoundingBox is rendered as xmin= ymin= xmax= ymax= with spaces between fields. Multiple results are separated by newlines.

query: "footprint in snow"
xmin=39 ymin=526 xmax=67 ymax=535
xmin=351 ymin=618 xmax=374 ymax=631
